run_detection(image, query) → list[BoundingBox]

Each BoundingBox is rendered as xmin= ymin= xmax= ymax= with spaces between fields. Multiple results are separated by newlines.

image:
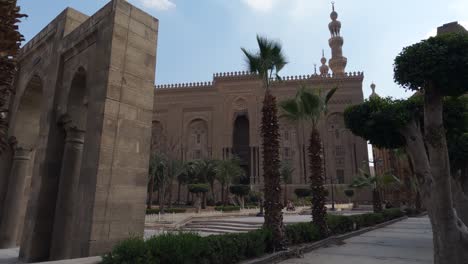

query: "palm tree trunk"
xmin=221 ymin=183 xmax=225 ymax=205
xmin=309 ymin=127 xmax=328 ymax=237
xmin=177 ymin=181 xmax=181 ymax=204
xmin=283 ymin=184 xmax=288 ymax=206
xmin=210 ymin=181 xmax=215 ymax=202
xmin=261 ymin=91 xmax=285 ymax=250
xmin=373 ymin=188 xmax=382 ymax=213
xmin=147 ymin=176 xmax=154 ymax=209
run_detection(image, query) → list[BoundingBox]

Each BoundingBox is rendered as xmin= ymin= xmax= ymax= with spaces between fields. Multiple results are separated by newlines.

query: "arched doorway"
xmin=0 ymin=75 xmax=43 ymax=248
xmin=232 ymin=114 xmax=250 ymax=184
xmin=50 ymin=67 xmax=88 ymax=260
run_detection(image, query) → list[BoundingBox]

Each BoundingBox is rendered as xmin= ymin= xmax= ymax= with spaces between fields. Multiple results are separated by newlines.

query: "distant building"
xmin=153 ymin=4 xmax=370 ymax=202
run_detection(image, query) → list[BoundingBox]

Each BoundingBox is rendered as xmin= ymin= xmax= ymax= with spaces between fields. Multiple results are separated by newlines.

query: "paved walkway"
xmin=281 ymin=216 xmax=433 ymax=264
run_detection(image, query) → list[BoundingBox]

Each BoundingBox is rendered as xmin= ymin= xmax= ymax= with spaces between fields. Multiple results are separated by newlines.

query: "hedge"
xmin=214 ymin=206 xmax=241 ymax=212
xmin=146 ymin=208 xmax=187 ymax=215
xmin=102 ymin=209 xmax=405 ymax=264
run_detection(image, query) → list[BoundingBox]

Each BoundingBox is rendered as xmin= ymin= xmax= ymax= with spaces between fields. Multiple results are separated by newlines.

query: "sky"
xmin=17 ymin=0 xmax=468 ymax=100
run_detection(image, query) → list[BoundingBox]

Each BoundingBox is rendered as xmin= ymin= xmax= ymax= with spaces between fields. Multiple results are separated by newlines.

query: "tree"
xmin=192 ymin=159 xmax=218 ymax=206
xmin=242 ymin=35 xmax=287 ymax=249
xmin=280 ymin=160 xmax=294 ymax=205
xmin=229 ymin=185 xmax=250 ymax=209
xmin=344 ymin=33 xmax=468 ymax=264
xmin=0 ymin=1 xmax=26 ymax=155
xmin=344 ymin=189 xmax=354 ymax=204
xmin=280 ymin=85 xmax=337 ymax=236
xmin=350 ymin=169 xmax=400 ymax=213
xmin=215 ymin=157 xmax=245 ymax=205
xmin=294 ymin=188 xmax=312 ymax=206
xmin=187 ymin=184 xmax=209 ymax=213
xmin=148 ymin=154 xmax=166 ymax=210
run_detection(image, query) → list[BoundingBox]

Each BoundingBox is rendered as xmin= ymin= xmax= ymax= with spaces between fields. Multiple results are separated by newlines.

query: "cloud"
xmin=137 ymin=0 xmax=176 ymax=10
xmin=242 ymin=0 xmax=276 ymax=12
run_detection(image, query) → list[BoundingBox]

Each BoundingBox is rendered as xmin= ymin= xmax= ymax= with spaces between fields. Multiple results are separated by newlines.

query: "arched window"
xmin=187 ymin=119 xmax=208 ymax=160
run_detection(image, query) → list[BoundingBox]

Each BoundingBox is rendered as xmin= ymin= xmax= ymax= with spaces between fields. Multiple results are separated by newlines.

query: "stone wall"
xmin=0 ymin=0 xmax=158 ymax=262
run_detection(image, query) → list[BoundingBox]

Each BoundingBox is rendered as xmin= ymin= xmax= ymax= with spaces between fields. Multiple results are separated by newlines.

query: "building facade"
xmin=153 ymin=5 xmax=370 ymax=202
xmin=0 ymin=0 xmax=157 ymax=261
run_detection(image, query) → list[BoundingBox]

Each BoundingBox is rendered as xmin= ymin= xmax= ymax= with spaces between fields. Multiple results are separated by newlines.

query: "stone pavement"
xmin=281 ymin=216 xmax=433 ymax=264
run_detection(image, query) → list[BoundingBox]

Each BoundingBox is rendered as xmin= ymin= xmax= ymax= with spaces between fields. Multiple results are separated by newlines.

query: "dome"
xmin=330 ymin=10 xmax=338 ymax=20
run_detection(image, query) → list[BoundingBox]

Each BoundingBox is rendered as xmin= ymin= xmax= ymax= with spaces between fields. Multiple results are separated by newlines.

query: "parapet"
xmin=155 ymin=81 xmax=213 ymax=89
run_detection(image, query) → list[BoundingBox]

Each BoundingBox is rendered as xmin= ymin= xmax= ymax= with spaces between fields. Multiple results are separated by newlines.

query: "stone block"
xmin=109 ymin=167 xmax=148 ymax=187
xmin=137 ymin=108 xmax=153 ymax=124
xmin=128 ymin=19 xmax=157 ymax=42
xmin=124 ymin=45 xmax=156 ymax=81
xmin=115 ymin=0 xmax=132 ymax=16
xmin=130 ymin=6 xmax=158 ymax=30
xmin=128 ymin=30 xmax=156 ymax=57
xmin=103 ymin=99 xmax=119 ymax=118
xmin=118 ymin=103 xmax=138 ymax=120
xmin=121 ymin=84 xmax=154 ymax=110
xmin=114 ymin=10 xmax=130 ymax=28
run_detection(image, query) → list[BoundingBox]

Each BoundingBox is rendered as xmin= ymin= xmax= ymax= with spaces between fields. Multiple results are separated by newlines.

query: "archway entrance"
xmin=0 ymin=75 xmax=43 ymax=248
xmin=232 ymin=114 xmax=250 ymax=184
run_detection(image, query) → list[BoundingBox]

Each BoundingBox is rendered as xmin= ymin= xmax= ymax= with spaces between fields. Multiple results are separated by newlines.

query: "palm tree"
xmin=350 ymin=169 xmax=401 ymax=213
xmin=280 ymin=160 xmax=294 ymax=206
xmin=215 ymin=157 xmax=245 ymax=205
xmin=0 ymin=1 xmax=26 ymax=155
xmin=280 ymin=85 xmax=337 ymax=236
xmin=242 ymin=35 xmax=287 ymax=250
xmin=192 ymin=159 xmax=219 ymax=204
xmin=148 ymin=154 xmax=166 ymax=210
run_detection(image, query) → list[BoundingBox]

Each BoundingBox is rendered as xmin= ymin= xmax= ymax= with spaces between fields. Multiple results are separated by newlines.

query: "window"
xmin=196 ymin=133 xmax=201 ymax=144
xmin=194 ymin=150 xmax=201 ymax=159
xmin=336 ymin=169 xmax=345 ymax=184
xmin=335 ymin=146 xmax=344 ymax=156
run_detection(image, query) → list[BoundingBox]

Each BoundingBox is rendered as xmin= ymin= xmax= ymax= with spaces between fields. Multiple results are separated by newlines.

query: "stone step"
xmin=181 ymin=228 xmax=249 ymax=234
xmin=190 ymin=220 xmax=262 ymax=226
xmin=184 ymin=224 xmax=259 ymax=232
xmin=186 ymin=222 xmax=262 ymax=228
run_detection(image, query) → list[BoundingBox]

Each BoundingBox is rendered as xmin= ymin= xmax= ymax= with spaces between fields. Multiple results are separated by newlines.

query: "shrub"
xmin=101 ymin=237 xmax=149 ymax=264
xmin=285 ymin=222 xmax=321 ymax=244
xmin=229 ymin=185 xmax=251 ymax=196
xmin=350 ymin=212 xmax=385 ymax=228
xmin=294 ymin=188 xmax=312 ymax=198
xmin=103 ymin=229 xmax=273 ymax=264
xmin=326 ymin=214 xmax=354 ymax=234
xmin=103 ymin=211 xmax=406 ymax=263
xmin=203 ymin=229 xmax=272 ymax=263
xmin=404 ymin=208 xmax=422 ymax=217
xmin=188 ymin=184 xmax=209 ymax=193
xmin=214 ymin=205 xmax=240 ymax=212
xmin=344 ymin=189 xmax=354 ymax=198
xmin=147 ymin=233 xmax=205 ymax=264
xmin=382 ymin=208 xmax=405 ymax=220
xmin=146 ymin=208 xmax=187 ymax=215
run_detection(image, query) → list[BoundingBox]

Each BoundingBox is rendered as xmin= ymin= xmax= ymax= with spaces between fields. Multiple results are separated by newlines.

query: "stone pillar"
xmin=0 ymin=148 xmax=31 ymax=248
xmin=49 ymin=127 xmax=85 ymax=260
xmin=0 ymin=139 xmax=15 ymax=221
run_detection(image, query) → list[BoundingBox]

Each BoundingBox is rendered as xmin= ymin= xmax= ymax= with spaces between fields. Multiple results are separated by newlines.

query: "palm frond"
xmin=279 ymin=98 xmax=301 ymax=121
xmin=325 ymin=87 xmax=338 ymax=105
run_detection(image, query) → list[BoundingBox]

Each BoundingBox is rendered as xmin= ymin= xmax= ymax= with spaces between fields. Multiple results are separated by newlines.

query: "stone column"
xmin=0 ymin=147 xmax=31 ymax=248
xmin=0 ymin=139 xmax=15 ymax=221
xmin=50 ymin=127 xmax=85 ymax=260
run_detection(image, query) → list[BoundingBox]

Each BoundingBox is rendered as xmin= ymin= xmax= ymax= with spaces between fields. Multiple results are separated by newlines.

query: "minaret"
xmin=319 ymin=49 xmax=330 ymax=76
xmin=328 ymin=2 xmax=347 ymax=76
xmin=369 ymin=83 xmax=379 ymax=98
